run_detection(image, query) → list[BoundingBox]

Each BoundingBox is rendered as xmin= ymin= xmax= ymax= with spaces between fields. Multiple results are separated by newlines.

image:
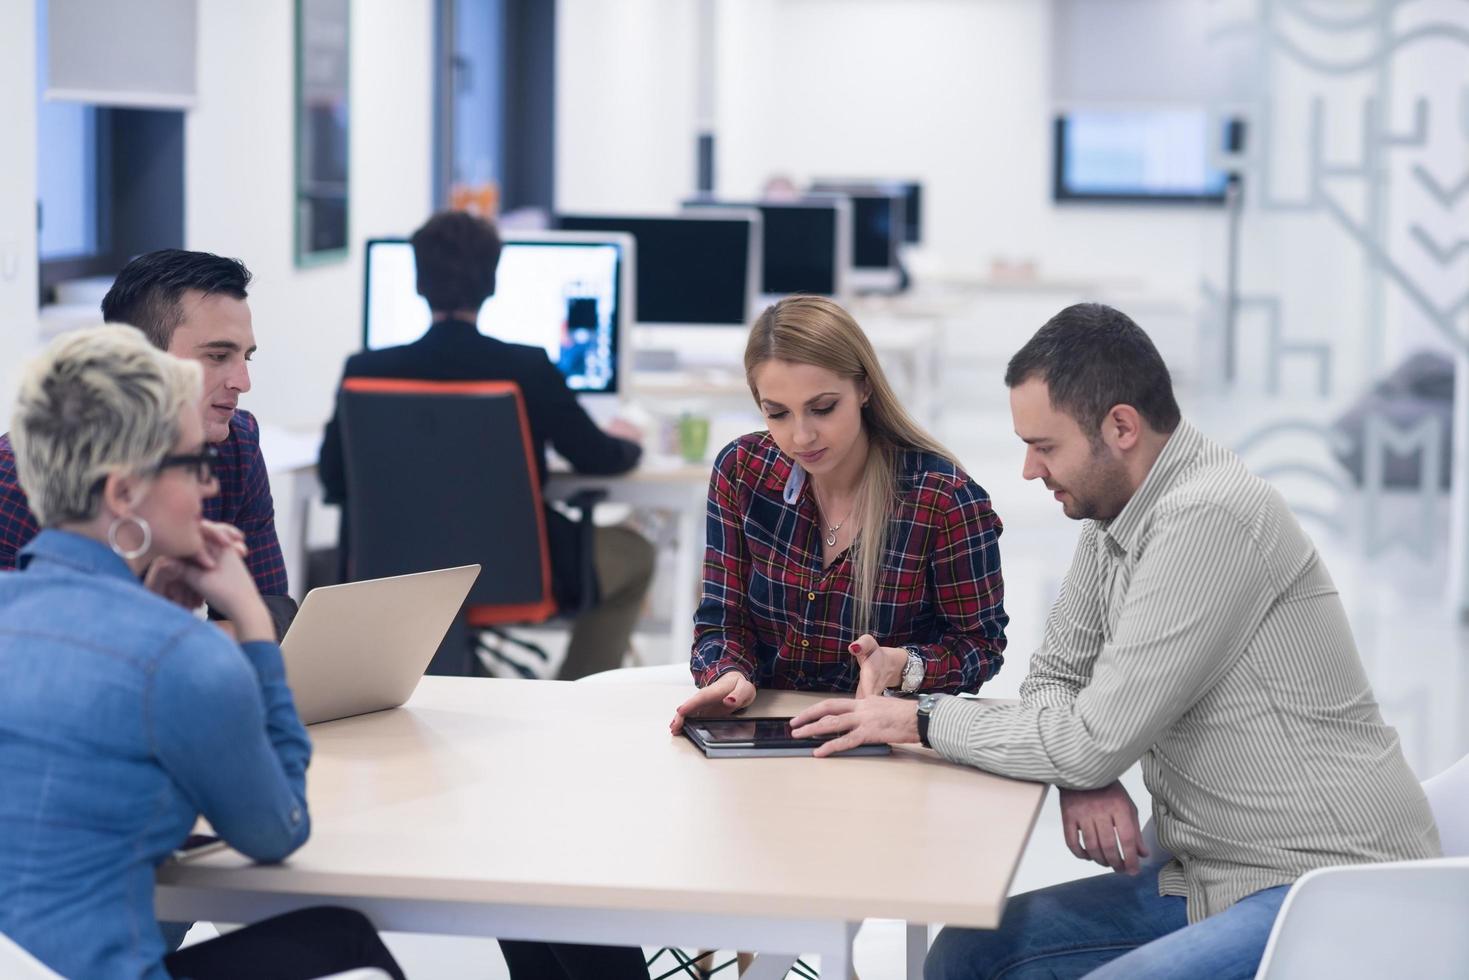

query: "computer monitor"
xmin=1052 ymin=110 xmax=1236 ymax=204
xmin=812 ymin=178 xmax=922 ymax=244
xmin=805 ymin=188 xmax=904 ymax=293
xmin=682 ymin=198 xmax=849 ymax=301
xmin=362 ymin=231 xmax=635 ymax=394
xmin=555 ymin=211 xmax=760 ymax=328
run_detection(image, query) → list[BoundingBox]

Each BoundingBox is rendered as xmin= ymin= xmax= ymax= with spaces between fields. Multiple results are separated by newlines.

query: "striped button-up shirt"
xmin=693 ymin=431 xmax=1007 ymax=693
xmin=929 ymin=419 xmax=1439 ymax=922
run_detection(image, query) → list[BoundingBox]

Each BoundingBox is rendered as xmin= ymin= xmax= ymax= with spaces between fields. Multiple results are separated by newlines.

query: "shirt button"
xmin=290 ymin=807 xmax=302 ymax=824
xmin=801 ymin=639 xmax=810 ymax=648
xmin=808 ymin=591 xmax=816 ymax=600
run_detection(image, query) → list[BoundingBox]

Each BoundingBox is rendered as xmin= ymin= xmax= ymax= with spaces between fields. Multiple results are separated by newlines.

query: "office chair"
xmin=337 ymin=378 xmax=603 ymax=677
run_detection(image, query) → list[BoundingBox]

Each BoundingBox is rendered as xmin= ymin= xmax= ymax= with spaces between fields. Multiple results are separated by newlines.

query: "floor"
xmin=198 ymin=293 xmax=1469 ymax=977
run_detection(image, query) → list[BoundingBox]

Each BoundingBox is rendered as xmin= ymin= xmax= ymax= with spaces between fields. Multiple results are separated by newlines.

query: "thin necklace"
xmin=812 ymin=483 xmax=855 ymax=548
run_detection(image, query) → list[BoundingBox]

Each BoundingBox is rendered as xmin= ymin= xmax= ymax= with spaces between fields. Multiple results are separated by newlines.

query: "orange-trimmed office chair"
xmin=336 ymin=378 xmax=602 ymax=676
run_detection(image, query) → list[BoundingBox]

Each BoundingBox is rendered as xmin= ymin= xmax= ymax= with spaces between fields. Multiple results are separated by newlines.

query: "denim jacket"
xmin=0 ymin=530 xmax=311 ymax=979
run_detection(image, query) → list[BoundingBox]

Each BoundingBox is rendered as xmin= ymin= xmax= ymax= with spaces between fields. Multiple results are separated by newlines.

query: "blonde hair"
xmin=745 ymin=295 xmax=960 ymax=635
xmin=11 ymin=325 xmax=202 ymax=525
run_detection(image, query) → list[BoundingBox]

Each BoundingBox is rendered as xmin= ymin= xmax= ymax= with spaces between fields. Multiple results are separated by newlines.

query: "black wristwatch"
xmin=916 ymin=693 xmax=937 ymax=748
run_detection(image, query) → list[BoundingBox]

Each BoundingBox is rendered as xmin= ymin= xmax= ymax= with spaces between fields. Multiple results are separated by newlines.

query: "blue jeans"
xmin=925 ymin=860 xmax=1289 ymax=980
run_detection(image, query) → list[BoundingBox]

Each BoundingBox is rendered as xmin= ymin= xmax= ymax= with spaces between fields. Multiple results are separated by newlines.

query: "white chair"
xmin=0 ymin=931 xmax=63 ymax=980
xmin=1253 ymin=754 xmax=1469 ymax=979
xmin=578 ymin=662 xmax=694 ymax=685
xmin=0 ymin=932 xmax=390 ymax=980
xmin=1422 ymin=751 xmax=1469 ymax=857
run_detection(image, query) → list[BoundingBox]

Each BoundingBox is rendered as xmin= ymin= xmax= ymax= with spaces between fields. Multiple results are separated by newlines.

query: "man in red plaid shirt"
xmin=0 ymin=250 xmax=293 ymax=638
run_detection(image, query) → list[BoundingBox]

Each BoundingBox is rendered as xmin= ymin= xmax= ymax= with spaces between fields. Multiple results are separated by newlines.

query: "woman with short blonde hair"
xmin=672 ymin=295 xmax=1008 ymax=729
xmin=0 ymin=326 xmax=403 ymax=980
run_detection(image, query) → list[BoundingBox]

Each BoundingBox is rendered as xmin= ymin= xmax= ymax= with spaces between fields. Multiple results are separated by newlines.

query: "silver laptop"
xmin=280 ymin=564 xmax=480 ymax=725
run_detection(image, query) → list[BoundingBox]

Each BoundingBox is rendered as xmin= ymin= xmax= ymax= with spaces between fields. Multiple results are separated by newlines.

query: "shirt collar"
xmin=18 ymin=528 xmax=142 ymax=585
xmin=756 ymin=437 xmax=797 ymax=495
xmin=781 ymin=459 xmax=807 ymax=503
xmin=1100 ymin=418 xmax=1202 ymax=555
xmin=426 ymin=318 xmax=479 ymax=334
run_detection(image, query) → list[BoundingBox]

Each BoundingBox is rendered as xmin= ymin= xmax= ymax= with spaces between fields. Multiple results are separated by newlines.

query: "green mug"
xmin=677 ymin=413 xmax=710 ymax=463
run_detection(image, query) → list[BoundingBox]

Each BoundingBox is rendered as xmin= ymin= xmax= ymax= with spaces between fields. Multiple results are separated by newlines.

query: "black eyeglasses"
xmin=155 ymin=445 xmax=220 ymax=484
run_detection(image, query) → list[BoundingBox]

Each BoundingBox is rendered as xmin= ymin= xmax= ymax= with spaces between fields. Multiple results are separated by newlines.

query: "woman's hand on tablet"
xmin=670 ymin=671 xmax=757 ymax=734
xmin=849 ymin=634 xmax=909 ymax=698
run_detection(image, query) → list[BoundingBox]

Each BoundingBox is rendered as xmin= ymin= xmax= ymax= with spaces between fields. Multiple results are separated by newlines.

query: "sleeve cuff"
xmin=927 ymin=694 xmax=974 ymax=761
xmin=694 ymin=660 xmax=755 ymax=688
xmin=238 ymin=640 xmax=289 ymax=686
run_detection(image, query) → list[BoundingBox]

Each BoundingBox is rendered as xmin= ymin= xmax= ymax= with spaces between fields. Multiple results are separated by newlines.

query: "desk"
xmin=546 ymin=460 xmax=711 ymax=664
xmin=156 ymin=678 xmax=1047 ymax=978
xmin=259 ymin=425 xmax=323 ymax=603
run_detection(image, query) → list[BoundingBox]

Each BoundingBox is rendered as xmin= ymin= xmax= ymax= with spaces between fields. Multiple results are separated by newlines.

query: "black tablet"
xmin=683 ymin=716 xmax=891 ymax=758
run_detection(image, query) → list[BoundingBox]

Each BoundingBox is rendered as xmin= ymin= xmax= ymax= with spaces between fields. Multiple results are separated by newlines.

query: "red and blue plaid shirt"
xmin=0 ymin=409 xmax=289 ymax=596
xmin=692 ymin=432 xmax=1007 ymax=694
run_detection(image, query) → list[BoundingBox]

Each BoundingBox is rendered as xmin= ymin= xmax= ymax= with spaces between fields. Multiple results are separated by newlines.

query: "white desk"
xmin=156 ymin=678 xmax=1047 ymax=978
xmin=546 ymin=459 xmax=711 ymax=664
xmin=259 ymin=425 xmax=323 ymax=603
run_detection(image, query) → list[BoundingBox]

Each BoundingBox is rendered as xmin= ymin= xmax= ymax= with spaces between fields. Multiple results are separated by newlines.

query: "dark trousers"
xmin=163 ymin=907 xmax=404 ymax=980
xmin=500 ymin=939 xmax=650 ymax=980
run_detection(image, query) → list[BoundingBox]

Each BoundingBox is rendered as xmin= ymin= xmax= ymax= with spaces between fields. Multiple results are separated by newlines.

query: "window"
xmin=434 ymin=0 xmax=554 ymax=215
xmin=36 ymin=0 xmax=185 ymax=304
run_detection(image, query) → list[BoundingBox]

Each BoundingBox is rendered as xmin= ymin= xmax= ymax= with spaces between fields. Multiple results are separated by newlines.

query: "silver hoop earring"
xmin=107 ymin=515 xmax=152 ymax=560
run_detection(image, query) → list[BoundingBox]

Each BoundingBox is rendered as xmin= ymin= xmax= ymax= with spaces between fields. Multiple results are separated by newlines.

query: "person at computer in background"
xmin=668 ymin=295 xmax=1007 ymax=732
xmin=788 ymin=304 xmax=1440 ymax=980
xmin=319 ymin=210 xmax=654 ymax=682
xmin=0 ymin=327 xmax=406 ymax=980
xmin=0 ymin=250 xmax=296 ymax=639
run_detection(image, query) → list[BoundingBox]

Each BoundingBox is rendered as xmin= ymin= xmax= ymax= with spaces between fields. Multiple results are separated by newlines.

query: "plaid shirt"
xmin=0 ymin=410 xmax=289 ymax=596
xmin=692 ymin=432 xmax=1007 ymax=693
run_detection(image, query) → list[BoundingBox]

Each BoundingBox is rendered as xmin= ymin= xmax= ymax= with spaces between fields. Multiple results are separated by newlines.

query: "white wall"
xmin=556 ymin=0 xmax=1214 ymax=295
xmin=556 ymin=0 xmax=699 ymax=213
xmin=189 ymin=0 xmax=434 ymax=431
xmin=0 ymin=2 xmax=41 ymax=434
xmin=2 ymin=0 xmax=433 ymax=435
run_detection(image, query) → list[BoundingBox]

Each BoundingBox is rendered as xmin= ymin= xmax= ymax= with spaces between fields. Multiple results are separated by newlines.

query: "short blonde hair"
xmin=11 ymin=325 xmax=202 ymax=525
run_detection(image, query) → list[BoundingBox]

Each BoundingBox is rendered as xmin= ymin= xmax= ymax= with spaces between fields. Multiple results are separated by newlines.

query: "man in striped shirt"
xmin=793 ymin=303 xmax=1438 ymax=979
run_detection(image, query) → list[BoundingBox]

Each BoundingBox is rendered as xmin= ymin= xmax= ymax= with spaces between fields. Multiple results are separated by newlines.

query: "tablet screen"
xmin=691 ymin=717 xmax=815 ymax=746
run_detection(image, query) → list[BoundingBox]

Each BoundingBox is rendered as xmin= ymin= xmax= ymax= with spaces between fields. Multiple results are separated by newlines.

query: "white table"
xmin=156 ymin=678 xmax=1048 ymax=978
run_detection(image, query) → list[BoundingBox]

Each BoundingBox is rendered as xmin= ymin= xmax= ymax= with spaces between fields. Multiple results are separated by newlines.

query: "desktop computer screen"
xmin=363 ymin=233 xmax=631 ymax=393
xmin=812 ymin=191 xmax=903 ymax=271
xmin=896 ymin=182 xmax=922 ymax=244
xmin=684 ymin=199 xmax=846 ymax=298
xmin=812 ymin=179 xmax=922 ymax=245
xmin=556 ymin=212 xmax=758 ymax=327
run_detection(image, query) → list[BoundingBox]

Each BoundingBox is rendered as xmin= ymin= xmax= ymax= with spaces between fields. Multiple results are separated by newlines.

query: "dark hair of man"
xmin=99 ymin=250 xmax=252 ymax=351
xmin=1004 ymin=302 xmax=1182 ymax=440
xmin=410 ymin=210 xmax=503 ymax=314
